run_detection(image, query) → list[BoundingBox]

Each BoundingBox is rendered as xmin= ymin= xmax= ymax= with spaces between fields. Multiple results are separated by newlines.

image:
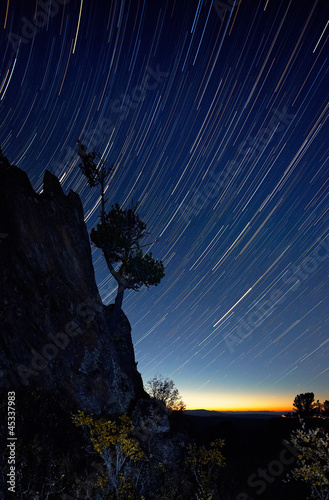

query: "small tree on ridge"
xmin=293 ymin=392 xmax=316 ymax=417
xmin=77 ymin=142 xmax=165 ymax=328
xmin=146 ymin=375 xmax=186 ymax=412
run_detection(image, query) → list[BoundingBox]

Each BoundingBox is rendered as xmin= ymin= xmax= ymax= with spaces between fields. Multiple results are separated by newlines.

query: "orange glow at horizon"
xmin=186 ymin=407 xmax=293 ymax=412
xmin=182 ymin=390 xmax=295 ymax=412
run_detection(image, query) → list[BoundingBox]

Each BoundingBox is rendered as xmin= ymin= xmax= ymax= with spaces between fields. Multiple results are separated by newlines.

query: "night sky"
xmin=1 ymin=0 xmax=328 ymax=411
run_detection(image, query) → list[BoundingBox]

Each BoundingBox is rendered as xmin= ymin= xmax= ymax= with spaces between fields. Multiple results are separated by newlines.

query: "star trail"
xmin=1 ymin=0 xmax=328 ymax=410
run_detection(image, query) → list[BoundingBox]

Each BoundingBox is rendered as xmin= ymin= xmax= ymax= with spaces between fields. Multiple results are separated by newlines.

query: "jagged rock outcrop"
xmin=132 ymin=398 xmax=170 ymax=438
xmin=132 ymin=399 xmax=186 ymax=467
xmin=0 ymin=158 xmax=146 ymax=415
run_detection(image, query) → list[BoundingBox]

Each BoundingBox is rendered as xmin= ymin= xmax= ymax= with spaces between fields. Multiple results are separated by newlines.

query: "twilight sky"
xmin=1 ymin=0 xmax=328 ymax=410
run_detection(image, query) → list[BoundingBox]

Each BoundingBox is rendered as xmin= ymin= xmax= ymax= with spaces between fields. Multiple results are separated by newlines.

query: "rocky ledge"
xmin=0 ymin=156 xmax=146 ymax=415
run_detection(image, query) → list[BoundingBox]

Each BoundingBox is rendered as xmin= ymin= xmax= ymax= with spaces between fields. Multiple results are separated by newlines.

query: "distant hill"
xmin=185 ymin=409 xmax=285 ymax=418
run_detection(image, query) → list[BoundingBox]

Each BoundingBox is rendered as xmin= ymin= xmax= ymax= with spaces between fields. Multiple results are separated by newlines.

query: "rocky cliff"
xmin=0 ymin=153 xmax=146 ymax=415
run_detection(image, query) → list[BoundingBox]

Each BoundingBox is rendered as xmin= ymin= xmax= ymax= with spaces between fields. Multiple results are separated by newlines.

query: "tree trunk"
xmin=103 ymin=253 xmax=127 ymax=330
xmin=111 ymin=282 xmax=125 ymax=330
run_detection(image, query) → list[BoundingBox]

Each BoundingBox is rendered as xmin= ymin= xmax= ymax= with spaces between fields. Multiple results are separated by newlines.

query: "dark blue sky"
xmin=1 ymin=0 xmax=328 ymax=409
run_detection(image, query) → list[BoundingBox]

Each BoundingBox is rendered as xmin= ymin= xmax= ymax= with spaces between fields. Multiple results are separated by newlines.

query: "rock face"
xmin=132 ymin=399 xmax=186 ymax=466
xmin=132 ymin=398 xmax=170 ymax=438
xmin=0 ymin=157 xmax=146 ymax=415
